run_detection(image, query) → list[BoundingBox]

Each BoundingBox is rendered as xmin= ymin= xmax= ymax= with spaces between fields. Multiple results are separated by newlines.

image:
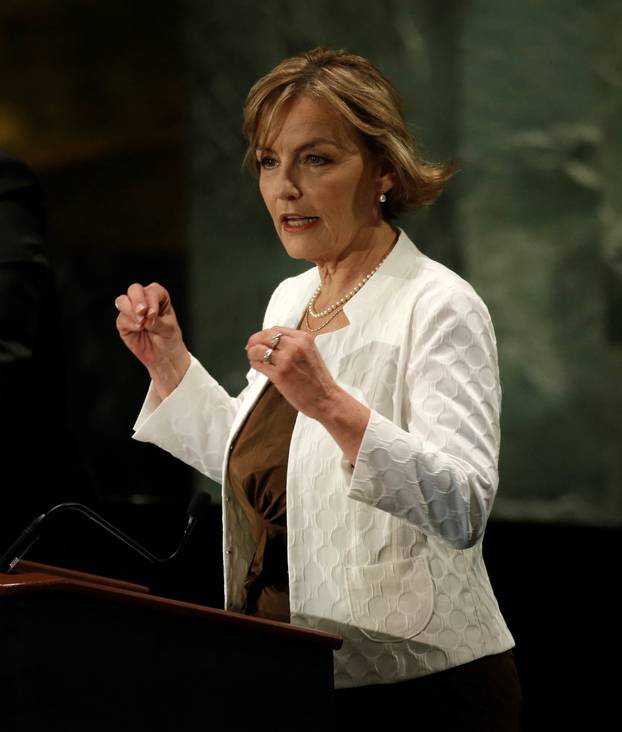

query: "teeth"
xmin=285 ymin=217 xmax=318 ymax=227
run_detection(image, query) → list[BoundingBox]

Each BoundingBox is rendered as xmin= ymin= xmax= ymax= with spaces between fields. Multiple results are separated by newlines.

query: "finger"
xmin=144 ymin=282 xmax=171 ymax=317
xmin=126 ymin=283 xmax=149 ymax=323
xmin=114 ymin=294 xmax=130 ymax=313
xmin=248 ymin=344 xmax=277 ymax=367
xmin=268 ymin=326 xmax=312 ymax=349
xmin=245 ymin=331 xmax=265 ymax=351
xmin=269 ymin=330 xmax=285 ymax=349
xmin=246 ymin=326 xmax=293 ymax=351
xmin=141 ymin=283 xmax=170 ymax=328
xmin=268 ymin=326 xmax=298 ymax=338
xmin=114 ymin=293 xmax=144 ymax=325
xmin=116 ymin=309 xmax=145 ymax=334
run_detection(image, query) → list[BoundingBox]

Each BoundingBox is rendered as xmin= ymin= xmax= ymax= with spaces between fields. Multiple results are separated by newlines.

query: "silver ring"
xmin=262 ymin=347 xmax=274 ymax=364
xmin=271 ymin=332 xmax=283 ymax=349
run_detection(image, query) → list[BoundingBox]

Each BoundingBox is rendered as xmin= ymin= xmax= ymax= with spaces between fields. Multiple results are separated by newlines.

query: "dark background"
xmin=1 ymin=1 xmax=620 ymax=728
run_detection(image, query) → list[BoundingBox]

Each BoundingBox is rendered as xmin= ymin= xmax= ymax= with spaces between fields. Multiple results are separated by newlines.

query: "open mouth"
xmin=281 ymin=215 xmax=320 ymax=231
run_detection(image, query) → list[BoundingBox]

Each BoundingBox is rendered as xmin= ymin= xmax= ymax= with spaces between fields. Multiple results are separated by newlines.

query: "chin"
xmin=278 ymin=239 xmax=315 ymax=262
xmin=274 ymin=230 xmax=319 ymax=263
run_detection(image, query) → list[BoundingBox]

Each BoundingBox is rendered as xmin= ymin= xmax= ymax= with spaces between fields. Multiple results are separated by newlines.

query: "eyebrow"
xmin=256 ymin=138 xmax=340 ymax=155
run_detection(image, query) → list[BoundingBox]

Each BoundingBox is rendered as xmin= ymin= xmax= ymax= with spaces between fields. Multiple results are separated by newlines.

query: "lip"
xmin=279 ymin=213 xmax=321 ymax=233
xmin=279 ymin=213 xmax=318 ymax=223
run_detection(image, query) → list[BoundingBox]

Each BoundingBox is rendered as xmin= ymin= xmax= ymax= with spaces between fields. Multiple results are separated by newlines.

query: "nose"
xmin=275 ymin=165 xmax=301 ymax=200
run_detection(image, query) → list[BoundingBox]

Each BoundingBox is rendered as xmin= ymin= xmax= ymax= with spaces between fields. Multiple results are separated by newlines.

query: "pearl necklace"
xmin=307 ymin=253 xmax=389 ymax=319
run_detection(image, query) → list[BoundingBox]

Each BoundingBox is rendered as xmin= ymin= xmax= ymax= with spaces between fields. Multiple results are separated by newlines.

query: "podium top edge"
xmin=0 ymin=561 xmax=343 ymax=650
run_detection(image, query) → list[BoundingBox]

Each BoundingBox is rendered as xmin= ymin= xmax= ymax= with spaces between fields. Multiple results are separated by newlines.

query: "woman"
xmin=115 ymin=48 xmax=522 ymax=728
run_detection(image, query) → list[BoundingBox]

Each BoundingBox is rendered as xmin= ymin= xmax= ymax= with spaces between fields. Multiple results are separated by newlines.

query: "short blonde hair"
xmin=243 ymin=47 xmax=456 ymax=219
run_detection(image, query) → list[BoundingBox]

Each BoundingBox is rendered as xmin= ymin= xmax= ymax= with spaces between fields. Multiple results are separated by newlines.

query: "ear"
xmin=376 ymin=163 xmax=396 ymax=196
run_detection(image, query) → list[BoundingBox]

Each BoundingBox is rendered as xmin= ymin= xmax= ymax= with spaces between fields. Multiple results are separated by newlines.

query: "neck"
xmin=314 ymin=223 xmax=398 ymax=305
xmin=314 ymin=221 xmax=399 ymax=310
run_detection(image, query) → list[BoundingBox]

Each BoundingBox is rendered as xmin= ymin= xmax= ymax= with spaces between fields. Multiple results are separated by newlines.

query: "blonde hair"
xmin=243 ymin=47 xmax=457 ymax=220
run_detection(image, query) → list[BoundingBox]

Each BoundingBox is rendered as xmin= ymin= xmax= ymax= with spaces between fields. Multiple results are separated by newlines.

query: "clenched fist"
xmin=115 ymin=282 xmax=190 ymax=399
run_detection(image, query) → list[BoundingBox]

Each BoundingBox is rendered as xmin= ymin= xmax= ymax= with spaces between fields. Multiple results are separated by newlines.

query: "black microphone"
xmin=0 ymin=488 xmax=212 ymax=574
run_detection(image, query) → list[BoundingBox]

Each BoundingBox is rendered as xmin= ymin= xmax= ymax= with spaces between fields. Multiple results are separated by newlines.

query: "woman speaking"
xmin=115 ymin=47 xmax=522 ymax=729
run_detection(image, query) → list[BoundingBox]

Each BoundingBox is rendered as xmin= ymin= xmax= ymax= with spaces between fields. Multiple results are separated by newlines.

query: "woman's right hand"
xmin=115 ymin=282 xmax=191 ymax=399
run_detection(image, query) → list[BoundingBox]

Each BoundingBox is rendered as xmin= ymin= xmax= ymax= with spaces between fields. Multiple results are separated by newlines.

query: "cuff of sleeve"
xmin=132 ymin=382 xmax=164 ymax=433
xmin=344 ymin=409 xmax=424 ymax=507
xmin=132 ymin=354 xmax=217 ymax=440
xmin=344 ymin=409 xmax=382 ymax=504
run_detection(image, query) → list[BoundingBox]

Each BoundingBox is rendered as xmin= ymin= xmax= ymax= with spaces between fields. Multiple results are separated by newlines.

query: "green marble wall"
xmin=598 ymin=3 xmax=622 ymax=523
xmin=459 ymin=0 xmax=621 ymax=524
xmin=185 ymin=1 xmax=621 ymax=525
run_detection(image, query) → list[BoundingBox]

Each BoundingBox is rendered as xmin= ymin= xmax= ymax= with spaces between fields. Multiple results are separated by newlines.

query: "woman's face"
xmin=257 ymin=95 xmax=393 ymax=264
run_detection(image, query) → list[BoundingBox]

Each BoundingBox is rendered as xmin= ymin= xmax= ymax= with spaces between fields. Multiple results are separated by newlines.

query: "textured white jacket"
xmin=133 ymin=229 xmax=514 ymax=688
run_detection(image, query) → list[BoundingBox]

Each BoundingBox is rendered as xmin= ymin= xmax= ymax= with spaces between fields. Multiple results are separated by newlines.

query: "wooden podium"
xmin=1 ymin=560 xmax=342 ymax=731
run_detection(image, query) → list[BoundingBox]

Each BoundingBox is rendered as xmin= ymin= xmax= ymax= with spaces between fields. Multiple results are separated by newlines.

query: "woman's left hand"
xmin=247 ymin=326 xmax=371 ymax=463
xmin=246 ymin=326 xmax=338 ymax=420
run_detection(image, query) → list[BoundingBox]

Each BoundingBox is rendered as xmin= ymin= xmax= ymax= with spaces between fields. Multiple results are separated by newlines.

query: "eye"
xmin=258 ymin=156 xmax=278 ymax=170
xmin=305 ymin=154 xmax=329 ymax=166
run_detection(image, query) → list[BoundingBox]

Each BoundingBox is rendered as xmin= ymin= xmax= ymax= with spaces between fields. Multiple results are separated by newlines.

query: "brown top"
xmin=227 ymin=381 xmax=297 ymax=623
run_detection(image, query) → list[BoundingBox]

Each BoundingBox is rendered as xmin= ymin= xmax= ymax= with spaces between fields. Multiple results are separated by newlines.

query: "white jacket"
xmin=133 ymin=229 xmax=514 ymax=688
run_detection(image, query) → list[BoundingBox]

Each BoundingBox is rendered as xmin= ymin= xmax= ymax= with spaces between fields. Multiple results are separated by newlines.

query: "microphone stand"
xmin=0 ymin=489 xmax=211 ymax=574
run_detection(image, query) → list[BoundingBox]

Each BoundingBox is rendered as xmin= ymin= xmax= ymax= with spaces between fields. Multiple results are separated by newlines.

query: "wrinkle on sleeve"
xmin=345 ymin=285 xmax=501 ymax=549
xmin=132 ymin=354 xmax=257 ymax=483
xmin=128 ymin=277 xmax=292 ymax=484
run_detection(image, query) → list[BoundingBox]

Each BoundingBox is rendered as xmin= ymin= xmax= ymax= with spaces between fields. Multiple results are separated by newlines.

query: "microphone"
xmin=0 ymin=488 xmax=212 ymax=574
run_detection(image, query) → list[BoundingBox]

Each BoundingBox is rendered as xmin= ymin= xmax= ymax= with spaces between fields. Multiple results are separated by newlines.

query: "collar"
xmin=273 ymin=228 xmax=423 ymax=329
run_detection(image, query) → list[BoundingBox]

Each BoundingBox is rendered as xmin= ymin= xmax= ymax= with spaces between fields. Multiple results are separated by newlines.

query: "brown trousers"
xmin=334 ymin=650 xmax=523 ymax=731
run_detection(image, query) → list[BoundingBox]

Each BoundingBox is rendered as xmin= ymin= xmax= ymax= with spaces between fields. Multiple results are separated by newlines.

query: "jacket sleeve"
xmin=131 ymin=355 xmax=259 ymax=483
xmin=345 ymin=285 xmax=501 ymax=549
xmin=130 ymin=279 xmax=291 ymax=482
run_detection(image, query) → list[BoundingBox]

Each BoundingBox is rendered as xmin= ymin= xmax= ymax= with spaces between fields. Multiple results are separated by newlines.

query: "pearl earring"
xmin=379 ymin=193 xmax=387 ymax=203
